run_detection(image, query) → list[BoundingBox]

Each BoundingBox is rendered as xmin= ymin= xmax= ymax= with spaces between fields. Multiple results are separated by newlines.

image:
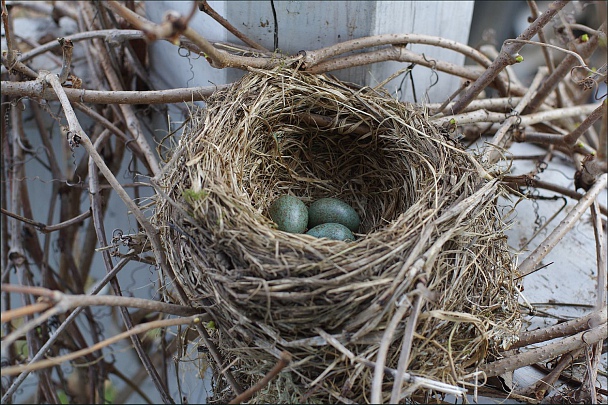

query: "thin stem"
xmin=371 ymin=292 xmax=413 ymax=404
xmin=501 ymin=175 xmax=608 ymax=216
xmin=0 ymin=207 xmax=91 ymax=233
xmin=523 ymin=21 xmax=605 ymax=114
xmin=390 ymin=287 xmax=425 ymax=403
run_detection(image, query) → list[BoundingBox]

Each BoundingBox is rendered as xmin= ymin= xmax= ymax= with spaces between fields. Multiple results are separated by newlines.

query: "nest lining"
xmin=153 ymin=67 xmax=520 ymax=403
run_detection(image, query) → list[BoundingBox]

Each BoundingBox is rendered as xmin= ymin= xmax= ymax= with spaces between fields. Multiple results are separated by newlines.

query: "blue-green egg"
xmin=269 ymin=195 xmax=308 ymax=233
xmin=308 ymin=198 xmax=360 ymax=232
xmin=306 ymin=222 xmax=355 ymax=241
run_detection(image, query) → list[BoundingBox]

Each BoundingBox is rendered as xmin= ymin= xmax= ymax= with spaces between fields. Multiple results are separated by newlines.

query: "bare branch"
xmin=1 ymin=315 xmax=204 ymax=377
xmin=480 ymin=321 xmax=607 ymax=378
xmin=450 ymin=0 xmax=569 ymax=114
xmin=198 ymin=0 xmax=269 ymax=52
xmin=1 ymin=79 xmax=222 ymax=103
xmin=517 ymin=173 xmax=608 ymax=278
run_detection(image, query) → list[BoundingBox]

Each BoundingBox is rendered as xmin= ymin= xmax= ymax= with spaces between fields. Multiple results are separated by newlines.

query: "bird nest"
xmin=153 ymin=67 xmax=520 ymax=403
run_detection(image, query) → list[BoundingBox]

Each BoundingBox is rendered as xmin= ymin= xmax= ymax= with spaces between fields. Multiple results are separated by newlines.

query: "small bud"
xmin=449 ymin=118 xmax=457 ymax=125
xmin=514 ymin=54 xmax=524 ymax=63
xmin=581 ymin=34 xmax=589 ymax=42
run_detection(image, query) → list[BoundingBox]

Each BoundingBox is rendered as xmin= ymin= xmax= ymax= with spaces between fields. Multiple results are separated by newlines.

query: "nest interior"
xmin=153 ymin=67 xmax=520 ymax=403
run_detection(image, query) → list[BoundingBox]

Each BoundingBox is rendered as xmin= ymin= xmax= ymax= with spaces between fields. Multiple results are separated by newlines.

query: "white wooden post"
xmin=146 ymin=1 xmax=474 ymax=103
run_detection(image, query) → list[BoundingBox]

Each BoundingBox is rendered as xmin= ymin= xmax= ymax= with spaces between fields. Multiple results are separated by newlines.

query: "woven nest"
xmin=153 ymin=67 xmax=520 ymax=403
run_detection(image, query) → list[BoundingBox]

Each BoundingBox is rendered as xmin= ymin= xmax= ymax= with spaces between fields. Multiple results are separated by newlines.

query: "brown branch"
xmin=1 ymin=255 xmax=135 ymax=401
xmin=1 ymin=315 xmax=204 ymax=377
xmin=511 ymin=307 xmax=607 ymax=349
xmin=518 ymin=346 xmax=585 ymax=399
xmin=526 ymin=0 xmax=564 ymax=109
xmin=198 ymin=0 xmax=269 ymax=52
xmin=1 ymin=0 xmax=17 ymax=68
xmin=0 ymin=55 xmax=38 ymax=78
xmin=563 ymin=101 xmax=606 ymax=146
xmin=449 ymin=0 xmax=569 ymax=114
xmin=523 ymin=21 xmax=606 ymax=115
xmin=1 ymin=301 xmax=52 ymax=322
xmin=104 ymin=0 xmax=286 ymax=70
xmin=229 ymin=351 xmax=292 ymax=404
xmin=480 ymin=321 xmax=607 ymax=378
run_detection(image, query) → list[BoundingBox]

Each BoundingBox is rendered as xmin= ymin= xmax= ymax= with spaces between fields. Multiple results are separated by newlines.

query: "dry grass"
xmin=153 ymin=67 xmax=520 ymax=403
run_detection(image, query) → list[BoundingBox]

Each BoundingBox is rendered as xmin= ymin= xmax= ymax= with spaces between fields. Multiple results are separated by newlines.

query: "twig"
xmin=511 ymin=307 xmax=606 ymax=349
xmin=564 ymin=23 xmax=608 ymax=38
xmin=1 ymin=315 xmax=204 ymax=377
xmin=303 ymin=33 xmax=496 ymax=70
xmin=523 ymin=21 xmax=605 ymax=114
xmin=198 ymin=0 xmax=269 ymax=52
xmin=228 ymin=351 xmax=292 ymax=404
xmin=518 ymin=346 xmax=585 ymax=399
xmin=1 ymin=0 xmax=17 ymax=69
xmin=500 ymin=175 xmax=608 ymax=216
xmin=504 ymin=39 xmax=594 ymax=74
xmin=449 ymin=0 xmax=569 ymax=114
xmin=57 ymin=38 xmax=73 ymax=84
xmin=482 ymin=66 xmax=548 ymax=164
xmin=308 ymin=46 xmax=488 ymax=83
xmin=104 ymin=0 xmax=287 ymax=70
xmin=433 ymin=103 xmax=600 ymax=127
xmin=0 ymin=54 xmax=38 ymax=78
xmin=517 ymin=173 xmax=607 ymax=277
xmin=1 ymin=284 xmax=202 ymax=322
xmin=85 ymin=124 xmax=172 ymax=404
xmin=432 ymin=81 xmax=470 ymax=115
xmin=563 ymin=101 xmax=606 ymax=146
xmin=1 ymin=301 xmax=52 ymax=322
xmin=80 ymin=2 xmax=160 ymax=176
xmin=1 ymin=79 xmax=222 ymax=103
xmin=2 ymin=255 xmax=130 ymax=402
xmin=480 ymin=321 xmax=607 ymax=378
xmin=583 ymin=200 xmax=607 ymax=402
xmin=0 ymin=207 xmax=91 ymax=233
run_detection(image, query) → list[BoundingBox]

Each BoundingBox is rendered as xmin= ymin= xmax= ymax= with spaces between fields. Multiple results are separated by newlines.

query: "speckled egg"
xmin=308 ymin=198 xmax=360 ymax=232
xmin=306 ymin=222 xmax=355 ymax=241
xmin=269 ymin=195 xmax=308 ymax=233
